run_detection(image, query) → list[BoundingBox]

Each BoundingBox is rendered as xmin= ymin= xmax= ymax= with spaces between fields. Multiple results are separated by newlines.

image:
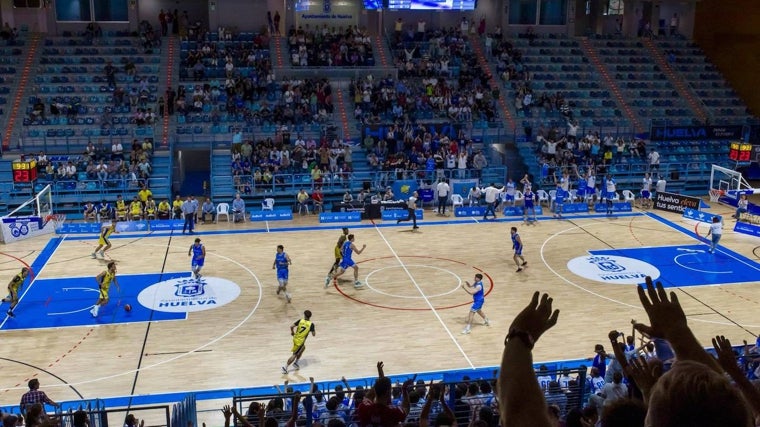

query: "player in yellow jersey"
xmin=115 ymin=195 xmax=128 ymax=221
xmin=129 ymin=197 xmax=143 ymax=220
xmin=144 ymin=196 xmax=157 ymax=220
xmin=324 ymin=227 xmax=349 ymax=288
xmin=2 ymin=267 xmax=30 ymax=317
xmin=282 ymin=310 xmax=315 ymax=374
xmin=91 ymin=261 xmax=119 ymax=317
xmin=92 ymin=221 xmax=118 ymax=259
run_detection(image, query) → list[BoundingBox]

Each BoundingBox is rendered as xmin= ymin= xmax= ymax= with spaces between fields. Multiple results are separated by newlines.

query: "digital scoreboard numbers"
xmin=12 ymin=159 xmax=38 ymax=183
xmin=729 ymin=142 xmax=752 ymax=162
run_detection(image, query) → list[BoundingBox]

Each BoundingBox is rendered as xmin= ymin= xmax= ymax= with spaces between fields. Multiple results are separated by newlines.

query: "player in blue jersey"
xmin=188 ymin=238 xmax=206 ymax=280
xmin=511 ymin=226 xmax=527 ymax=272
xmin=330 ymin=234 xmax=366 ymax=288
xmin=553 ymin=182 xmax=565 ymax=219
xmin=461 ymin=273 xmax=489 ymax=335
xmin=523 ymin=188 xmax=537 ymax=224
xmin=273 ymin=244 xmax=293 ymax=302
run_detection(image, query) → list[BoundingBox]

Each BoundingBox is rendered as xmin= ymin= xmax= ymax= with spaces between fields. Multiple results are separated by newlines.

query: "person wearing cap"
xmin=2 ymin=267 xmax=30 ymax=317
xmin=19 ymin=379 xmax=58 ymax=415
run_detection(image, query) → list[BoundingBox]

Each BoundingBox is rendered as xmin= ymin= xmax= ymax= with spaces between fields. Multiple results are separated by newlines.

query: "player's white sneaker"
xmin=461 ymin=327 xmax=471 ymax=335
xmin=285 ymin=293 xmax=292 ymax=303
xmin=324 ymin=276 xmax=331 ymax=288
xmin=293 ymin=362 xmax=300 ymax=370
xmin=484 ymin=318 xmax=490 ymax=326
xmin=281 ymin=366 xmax=288 ymax=374
xmin=91 ymin=252 xmax=97 ymax=259
xmin=99 ymin=251 xmax=105 ymax=258
xmin=354 ymin=281 xmax=363 ymax=288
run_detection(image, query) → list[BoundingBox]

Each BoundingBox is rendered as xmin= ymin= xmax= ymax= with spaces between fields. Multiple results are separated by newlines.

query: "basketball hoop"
xmin=45 ymin=214 xmax=66 ymax=231
xmin=708 ymin=189 xmax=724 ymax=202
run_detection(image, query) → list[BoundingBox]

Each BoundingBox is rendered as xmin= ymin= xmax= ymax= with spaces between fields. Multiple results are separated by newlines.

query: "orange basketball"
xmin=124 ymin=304 xmax=132 ymax=312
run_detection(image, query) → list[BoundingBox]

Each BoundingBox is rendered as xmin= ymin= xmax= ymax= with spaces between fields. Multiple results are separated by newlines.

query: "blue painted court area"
xmin=2 ymin=272 xmax=188 ymax=330
xmin=590 ymin=245 xmax=760 ymax=288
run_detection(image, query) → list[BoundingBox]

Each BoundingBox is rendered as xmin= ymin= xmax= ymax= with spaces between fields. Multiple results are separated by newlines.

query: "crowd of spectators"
xmin=228 ymin=131 xmax=354 ymax=194
xmin=180 ymin=32 xmax=271 ymax=81
xmin=170 ymin=76 xmax=334 ymax=128
xmin=359 ymin=124 xmax=488 ymax=187
xmin=352 ymin=74 xmax=498 ymax=126
xmin=23 ymin=138 xmax=155 ymax=189
xmin=532 ymin=121 xmax=649 ymax=184
xmin=287 ymin=25 xmax=374 ymax=67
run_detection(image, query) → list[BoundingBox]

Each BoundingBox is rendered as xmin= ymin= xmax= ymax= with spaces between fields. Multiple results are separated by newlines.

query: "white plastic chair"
xmin=514 ymin=190 xmax=524 ymax=205
xmin=262 ymin=198 xmax=275 ymax=211
xmin=451 ymin=194 xmax=464 ymax=209
xmin=622 ymin=190 xmax=636 ymax=203
xmin=536 ymin=190 xmax=549 ymax=206
xmin=216 ymin=203 xmax=230 ymax=223
xmin=569 ymin=189 xmax=578 ymax=202
xmin=297 ymin=197 xmax=311 ymax=215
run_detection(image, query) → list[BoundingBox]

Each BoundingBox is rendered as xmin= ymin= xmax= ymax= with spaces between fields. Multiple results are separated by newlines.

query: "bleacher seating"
xmin=656 ymin=39 xmax=758 ymax=125
xmin=592 ymin=39 xmax=695 ymax=126
xmin=24 ymin=35 xmax=162 ymax=143
xmin=501 ymin=35 xmax=626 ymax=130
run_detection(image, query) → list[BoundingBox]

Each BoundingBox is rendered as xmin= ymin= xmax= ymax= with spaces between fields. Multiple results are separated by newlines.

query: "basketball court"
xmin=0 ymin=201 xmax=758 ymax=420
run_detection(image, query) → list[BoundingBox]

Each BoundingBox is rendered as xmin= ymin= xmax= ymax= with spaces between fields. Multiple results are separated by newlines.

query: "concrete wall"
xmin=695 ymin=0 xmax=760 ymax=119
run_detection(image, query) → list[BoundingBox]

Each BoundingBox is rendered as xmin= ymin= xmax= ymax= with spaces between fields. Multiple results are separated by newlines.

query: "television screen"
xmin=387 ymin=0 xmax=477 ymax=10
xmin=363 ymin=0 xmax=384 ymax=9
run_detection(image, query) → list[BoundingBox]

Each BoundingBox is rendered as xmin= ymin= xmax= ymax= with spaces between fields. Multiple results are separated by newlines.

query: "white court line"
xmin=364 ymin=264 xmax=462 ymax=299
xmin=5 ymin=248 xmax=265 ymax=391
xmin=0 ymin=235 xmax=67 ymax=329
xmin=371 ymin=224 xmax=475 ymax=369
xmin=540 ymin=220 xmax=760 ymax=328
xmin=266 ymin=221 xmax=270 ymax=232
xmin=673 ymin=253 xmax=732 ymax=274
xmin=48 ymin=288 xmax=100 ymax=316
xmin=645 ymin=213 xmax=760 ymax=274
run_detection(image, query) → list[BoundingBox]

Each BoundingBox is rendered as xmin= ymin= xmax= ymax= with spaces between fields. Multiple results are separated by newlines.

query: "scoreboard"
xmin=729 ymin=141 xmax=753 ymax=162
xmin=387 ymin=0 xmax=477 ymax=10
xmin=12 ymin=159 xmax=38 ymax=183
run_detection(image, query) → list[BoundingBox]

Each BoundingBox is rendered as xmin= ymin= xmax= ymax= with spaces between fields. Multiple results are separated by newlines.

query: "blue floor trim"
xmin=645 ymin=212 xmax=760 ymax=269
xmin=30 ymin=236 xmax=65 ymax=274
xmin=62 ymin=212 xmax=645 ymax=241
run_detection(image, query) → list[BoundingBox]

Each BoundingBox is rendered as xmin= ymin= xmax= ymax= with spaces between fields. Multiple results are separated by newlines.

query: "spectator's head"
xmin=124 ymin=415 xmax=137 ymax=427
xmin=594 ymin=344 xmax=605 ymax=353
xmin=612 ymin=372 xmax=623 ymax=384
xmin=600 ymin=398 xmax=646 ymax=427
xmin=3 ymin=416 xmax=18 ymax=427
xmin=374 ymin=377 xmax=392 ymax=400
xmin=646 ymin=360 xmax=751 ymax=427
xmin=28 ymin=379 xmax=39 ymax=390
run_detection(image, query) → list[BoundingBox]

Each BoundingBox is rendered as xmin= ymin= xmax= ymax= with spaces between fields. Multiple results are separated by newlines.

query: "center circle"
xmin=333 ymin=255 xmax=494 ymax=311
xmin=364 ymin=264 xmax=463 ymax=299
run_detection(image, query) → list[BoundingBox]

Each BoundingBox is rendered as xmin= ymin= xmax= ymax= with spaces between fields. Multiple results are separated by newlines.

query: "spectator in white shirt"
xmin=111 ymin=142 xmax=123 ymax=161
xmin=436 ymin=179 xmax=450 ymax=216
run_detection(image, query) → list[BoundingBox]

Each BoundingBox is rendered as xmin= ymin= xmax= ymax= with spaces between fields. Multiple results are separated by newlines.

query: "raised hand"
xmin=221 ymin=405 xmax=232 ymax=420
xmin=377 ymin=361 xmax=385 ymax=378
xmin=507 ymin=291 xmax=559 ymax=343
xmin=712 ymin=335 xmax=742 ymax=376
xmin=634 ymin=276 xmax=687 ymax=340
xmin=624 ymin=356 xmax=662 ymax=401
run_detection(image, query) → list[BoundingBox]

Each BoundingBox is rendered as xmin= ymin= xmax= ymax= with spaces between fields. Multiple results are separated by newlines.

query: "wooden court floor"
xmin=0 ymin=202 xmax=758 ymax=414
